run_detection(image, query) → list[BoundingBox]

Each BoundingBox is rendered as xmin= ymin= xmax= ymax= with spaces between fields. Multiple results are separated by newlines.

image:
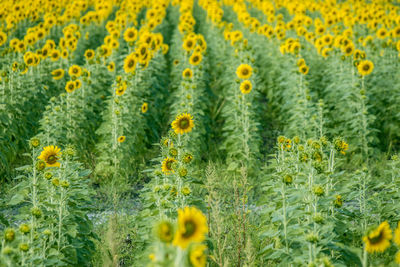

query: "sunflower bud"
xmin=305 ymin=232 xmax=319 ymax=243
xmin=155 ymin=221 xmax=174 ymax=243
xmin=2 ymin=246 xmax=13 ymax=255
xmin=4 ymin=229 xmax=15 ymax=242
xmin=169 ymin=148 xmax=178 ymax=157
xmin=19 ymin=243 xmax=29 ymax=252
xmin=36 ymin=160 xmax=46 ymax=171
xmin=44 ymin=172 xmax=53 ymax=180
xmin=313 ymin=185 xmax=325 ymax=196
xmin=182 ymin=186 xmax=191 ymax=195
xmin=60 ymin=180 xmax=70 ymax=188
xmin=31 ymin=206 xmax=42 ymax=218
xmin=19 ymin=224 xmax=30 ymax=234
xmin=29 ymin=137 xmax=40 ymax=148
xmin=51 ymin=178 xmax=60 ymax=187
xmin=179 ymin=167 xmax=188 ymax=177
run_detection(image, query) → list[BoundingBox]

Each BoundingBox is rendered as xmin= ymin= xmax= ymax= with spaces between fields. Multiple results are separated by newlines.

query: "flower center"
xmin=179 ymin=118 xmax=189 ymax=129
xmin=183 ymin=220 xmax=196 ymax=238
xmin=47 ymin=154 xmax=57 ymax=164
xmin=368 ymin=231 xmax=384 ymax=244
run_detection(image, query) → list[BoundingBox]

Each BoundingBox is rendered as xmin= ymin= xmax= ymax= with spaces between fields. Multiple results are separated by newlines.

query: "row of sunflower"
xmin=0 ymin=1 xmax=123 ymax=265
xmin=130 ymin=1 xmax=211 ymax=266
xmin=230 ymin=0 xmax=400 ymax=266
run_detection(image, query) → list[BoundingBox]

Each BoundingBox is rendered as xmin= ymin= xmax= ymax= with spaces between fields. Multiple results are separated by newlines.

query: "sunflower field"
xmin=3 ymin=0 xmax=400 ymax=266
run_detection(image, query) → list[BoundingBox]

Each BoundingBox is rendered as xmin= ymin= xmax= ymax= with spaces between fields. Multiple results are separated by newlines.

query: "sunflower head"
xmin=84 ymin=49 xmax=95 ymax=60
xmin=357 ymin=60 xmax=374 ymax=76
xmin=171 ymin=113 xmax=194 ymax=134
xmin=52 ymin=69 xmax=65 ymax=80
xmin=189 ymin=244 xmax=207 ymax=267
xmin=236 ymin=64 xmax=252 ymax=79
xmin=68 ymin=65 xmax=82 ymax=78
xmin=363 ymin=221 xmax=392 ymax=253
xmin=154 ymin=220 xmax=174 ymax=243
xmin=65 ymin=80 xmax=76 ymax=93
xmin=182 ymin=68 xmax=193 ymax=79
xmin=118 ymin=136 xmax=126 ymax=143
xmin=38 ymin=145 xmax=61 ymax=167
xmin=161 ymin=157 xmax=177 ymax=175
xmin=189 ymin=52 xmax=202 ymax=66
xmin=173 ymin=206 xmax=208 ymax=249
xmin=141 ymin=102 xmax=148 ymax=113
xmin=299 ymin=65 xmax=309 ymax=75
xmin=240 ymin=80 xmax=252 ymax=94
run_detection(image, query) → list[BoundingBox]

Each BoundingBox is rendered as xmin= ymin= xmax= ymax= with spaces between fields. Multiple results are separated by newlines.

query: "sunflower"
xmin=116 ymin=82 xmax=127 ymax=96
xmin=50 ymin=50 xmax=60 ymax=61
xmin=363 ymin=221 xmax=392 ymax=253
xmin=173 ymin=206 xmax=208 ymax=249
xmin=124 ymin=27 xmax=138 ymax=43
xmin=189 ymin=244 xmax=207 ymax=267
xmin=107 ymin=62 xmax=115 ymax=72
xmin=38 ymin=146 xmax=61 ymax=168
xmin=182 ymin=68 xmax=193 ymax=79
xmin=0 ymin=31 xmax=7 ymax=46
xmin=183 ymin=37 xmax=196 ymax=51
xmin=240 ymin=80 xmax=252 ymax=94
xmin=299 ymin=65 xmax=309 ymax=75
xmin=141 ymin=102 xmax=148 ymax=113
xmin=155 ymin=220 xmax=174 ymax=243
xmin=297 ymin=58 xmax=306 ymax=67
xmin=343 ymin=43 xmax=354 ymax=56
xmin=189 ymin=52 xmax=202 ymax=66
xmin=357 ymin=60 xmax=374 ymax=76
xmin=161 ymin=157 xmax=177 ymax=175
xmin=394 ymin=222 xmax=400 ymax=246
xmin=65 ymin=81 xmax=76 ymax=93
xmin=84 ymin=49 xmax=95 ymax=60
xmin=123 ymin=54 xmax=136 ymax=73
xmin=236 ymin=64 xmax=252 ymax=79
xmin=75 ymin=80 xmax=82 ymax=89
xmin=172 ymin=113 xmax=194 ymax=135
xmin=51 ymin=69 xmax=65 ymax=80
xmin=68 ymin=65 xmax=82 ymax=78
xmin=117 ymin=136 xmax=126 ymax=143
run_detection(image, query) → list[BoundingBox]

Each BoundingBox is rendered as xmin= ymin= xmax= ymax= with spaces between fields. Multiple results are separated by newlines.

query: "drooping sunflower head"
xmin=38 ymin=145 xmax=62 ymax=168
xmin=171 ymin=113 xmax=194 ymax=135
xmin=75 ymin=79 xmax=82 ymax=89
xmin=141 ymin=102 xmax=148 ymax=113
xmin=51 ymin=69 xmax=65 ymax=80
xmin=240 ymin=80 xmax=252 ymax=94
xmin=161 ymin=157 xmax=177 ymax=175
xmin=182 ymin=68 xmax=193 ymax=79
xmin=363 ymin=221 xmax=392 ymax=253
xmin=189 ymin=244 xmax=207 ymax=267
xmin=173 ymin=206 xmax=208 ymax=249
xmin=236 ymin=64 xmax=252 ymax=79
xmin=154 ymin=220 xmax=174 ymax=243
xmin=357 ymin=60 xmax=374 ymax=76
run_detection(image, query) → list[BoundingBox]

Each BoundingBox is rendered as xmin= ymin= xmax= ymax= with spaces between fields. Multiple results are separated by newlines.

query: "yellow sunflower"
xmin=124 ymin=27 xmax=138 ymax=43
xmin=155 ymin=220 xmax=174 ymax=243
xmin=396 ymin=251 xmax=400 ymax=264
xmin=363 ymin=221 xmax=392 ymax=253
xmin=299 ymin=65 xmax=309 ymax=75
xmin=117 ymin=136 xmax=126 ymax=143
xmin=394 ymin=222 xmax=400 ymax=246
xmin=51 ymin=69 xmax=65 ymax=80
xmin=84 ymin=49 xmax=95 ymax=60
xmin=68 ymin=65 xmax=82 ymax=78
xmin=189 ymin=52 xmax=202 ymax=66
xmin=171 ymin=113 xmax=194 ymax=135
xmin=182 ymin=68 xmax=193 ymax=79
xmin=161 ymin=157 xmax=177 ymax=175
xmin=236 ymin=64 xmax=252 ymax=79
xmin=173 ymin=206 xmax=208 ymax=249
xmin=107 ymin=62 xmax=115 ymax=72
xmin=38 ymin=146 xmax=61 ymax=168
xmin=357 ymin=60 xmax=374 ymax=76
xmin=116 ymin=82 xmax=127 ymax=96
xmin=141 ymin=102 xmax=148 ymax=113
xmin=240 ymin=80 xmax=252 ymax=94
xmin=65 ymin=81 xmax=76 ymax=93
xmin=123 ymin=54 xmax=136 ymax=73
xmin=189 ymin=244 xmax=207 ymax=267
